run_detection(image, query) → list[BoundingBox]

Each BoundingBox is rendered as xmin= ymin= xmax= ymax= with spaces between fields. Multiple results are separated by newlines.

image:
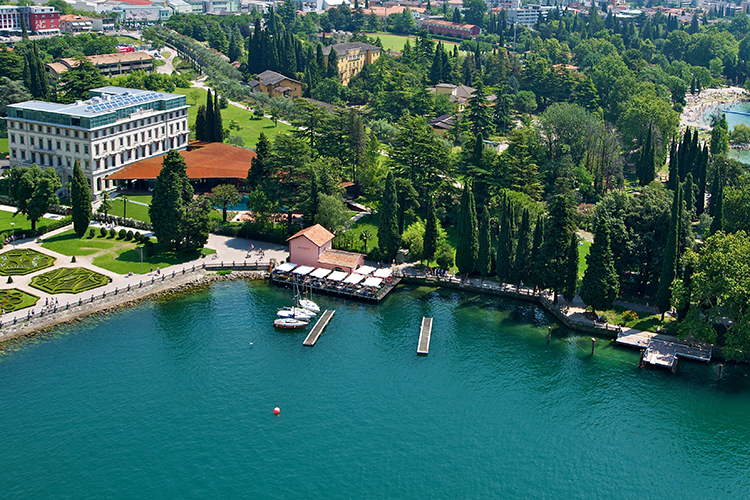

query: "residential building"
xmin=0 ymin=5 xmax=60 ymax=35
xmin=45 ymin=52 xmax=155 ymax=82
xmin=59 ymin=14 xmax=94 ymax=33
xmin=508 ymin=0 xmax=555 ymax=26
xmin=287 ymin=224 xmax=364 ymax=274
xmin=433 ymin=83 xmax=496 ymax=111
xmin=5 ymin=87 xmax=189 ymax=199
xmin=250 ymin=70 xmax=303 ymax=98
xmin=421 ymin=19 xmax=481 ymax=39
xmin=322 ymin=42 xmax=380 ymax=85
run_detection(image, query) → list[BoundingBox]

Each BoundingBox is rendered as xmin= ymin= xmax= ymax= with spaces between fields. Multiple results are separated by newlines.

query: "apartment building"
xmin=59 ymin=14 xmax=94 ymax=33
xmin=322 ymin=42 xmax=380 ymax=86
xmin=5 ymin=87 xmax=189 ymax=199
xmin=0 ymin=5 xmax=60 ymax=35
xmin=46 ymin=52 xmax=155 ymax=82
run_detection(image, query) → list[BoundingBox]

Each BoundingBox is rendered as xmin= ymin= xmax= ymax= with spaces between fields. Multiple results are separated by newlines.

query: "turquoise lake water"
xmin=2 ymin=280 xmax=750 ymax=498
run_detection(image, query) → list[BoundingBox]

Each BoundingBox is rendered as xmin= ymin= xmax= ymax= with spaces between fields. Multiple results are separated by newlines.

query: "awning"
xmin=276 ymin=262 xmax=297 ymax=272
xmin=373 ymin=268 xmax=392 ymax=278
xmin=310 ymin=268 xmax=332 ymax=278
xmin=363 ymin=277 xmax=382 ymax=287
xmin=328 ymin=271 xmax=348 ymax=282
xmin=354 ymin=265 xmax=376 ymax=275
xmin=293 ymin=265 xmax=315 ymax=275
xmin=343 ymin=273 xmax=365 ymax=285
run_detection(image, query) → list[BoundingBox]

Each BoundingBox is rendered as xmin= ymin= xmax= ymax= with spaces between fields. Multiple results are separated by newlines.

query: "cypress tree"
xmin=580 ymin=216 xmax=619 ymax=312
xmin=304 ymin=164 xmax=320 ymax=226
xmin=709 ymin=177 xmax=724 ymax=235
xmin=696 ymin=146 xmax=708 ymax=215
xmin=709 ymin=162 xmax=722 ymax=217
xmin=477 ymin=204 xmax=491 ymax=278
xmin=378 ymin=171 xmax=401 ymax=261
xmin=455 ymin=183 xmax=478 ymax=277
xmin=195 ymin=105 xmax=207 ymax=141
xmin=667 ymin=140 xmax=678 ymax=191
xmin=150 ymin=150 xmax=193 ymax=249
xmin=316 ymin=44 xmax=325 ymax=76
xmin=247 ymin=132 xmax=270 ymax=190
xmin=682 ymin=173 xmax=695 ymax=220
xmin=205 ymin=89 xmax=215 ymax=142
xmin=214 ymin=92 xmax=224 ymax=143
xmin=657 ymin=183 xmax=682 ymax=318
xmin=424 ymin=196 xmax=440 ymax=265
xmin=562 ymin=232 xmax=580 ymax=304
xmin=496 ymin=199 xmax=515 ymax=283
xmin=512 ymin=207 xmax=532 ymax=284
xmin=541 ymin=189 xmax=576 ymax=302
xmin=71 ymin=160 xmax=92 ymax=238
xmin=327 ymin=48 xmax=339 ymax=80
xmin=529 ymin=213 xmax=545 ymax=286
xmin=21 ymin=17 xmax=28 ymax=41
xmin=429 ymin=43 xmax=443 ymax=85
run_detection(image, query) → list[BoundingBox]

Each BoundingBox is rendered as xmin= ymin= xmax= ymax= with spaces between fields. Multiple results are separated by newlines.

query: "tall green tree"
xmin=8 ymin=165 xmax=61 ymax=231
xmin=541 ymin=187 xmax=576 ymax=302
xmin=709 ymin=177 xmax=724 ymax=235
xmin=529 ymin=213 xmax=545 ymax=285
xmin=57 ymin=58 xmax=105 ymax=104
xmin=580 ymin=217 xmax=619 ymax=312
xmin=247 ymin=132 xmax=270 ymax=190
xmin=211 ymin=184 xmax=240 ymax=222
xmin=424 ymin=195 xmax=440 ymax=265
xmin=710 ymin=113 xmax=730 ymax=155
xmin=378 ymin=171 xmax=401 ymax=260
xmin=496 ymin=199 xmax=515 ymax=283
xmin=477 ymin=204 xmax=491 ymax=278
xmin=512 ymin=207 xmax=532 ymax=284
xmin=213 ymin=92 xmax=224 ymax=143
xmin=327 ymin=48 xmax=339 ymax=80
xmin=150 ymin=150 xmax=193 ymax=249
xmin=195 ymin=104 xmax=207 ymax=142
xmin=456 ymin=183 xmax=478 ymax=277
xmin=71 ymin=160 xmax=92 ymax=237
xmin=182 ymin=196 xmax=212 ymax=252
xmin=562 ymin=232 xmax=580 ymax=303
xmin=205 ymin=89 xmax=215 ymax=142
xmin=656 ymin=184 xmax=682 ymax=318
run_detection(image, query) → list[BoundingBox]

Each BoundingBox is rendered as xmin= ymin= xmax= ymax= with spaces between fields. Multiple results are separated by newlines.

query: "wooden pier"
xmin=616 ymin=328 xmax=712 ymax=370
xmin=417 ymin=317 xmax=433 ymax=355
xmin=303 ymin=310 xmax=335 ymax=346
xmin=272 ymin=275 xmax=401 ymax=303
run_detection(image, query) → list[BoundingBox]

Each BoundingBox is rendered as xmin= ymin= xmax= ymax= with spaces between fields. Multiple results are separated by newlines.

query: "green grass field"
xmin=161 ymin=51 xmax=171 ymax=58
xmin=0 ymin=136 xmax=8 ymax=158
xmin=172 ymin=88 xmax=295 ymax=149
xmin=153 ymin=59 xmax=166 ymax=67
xmin=364 ymin=32 xmax=463 ymax=53
xmin=0 ymin=288 xmax=38 ymax=312
xmin=577 ymin=240 xmax=591 ymax=281
xmin=109 ymin=196 xmax=152 ymax=223
xmin=30 ymin=267 xmax=109 ymax=294
xmin=116 ymin=36 xmax=139 ymax=45
xmin=41 ymin=229 xmax=215 ymax=275
xmin=0 ymin=209 xmax=57 ymax=235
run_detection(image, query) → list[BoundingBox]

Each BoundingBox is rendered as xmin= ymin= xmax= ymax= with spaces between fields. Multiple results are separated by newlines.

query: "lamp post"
xmin=9 ymin=222 xmax=15 ymax=246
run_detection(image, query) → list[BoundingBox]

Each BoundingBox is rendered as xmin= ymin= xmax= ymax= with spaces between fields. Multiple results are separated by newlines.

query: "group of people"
xmin=247 ymin=244 xmax=265 ymax=260
xmin=4 ymin=233 xmax=25 ymax=245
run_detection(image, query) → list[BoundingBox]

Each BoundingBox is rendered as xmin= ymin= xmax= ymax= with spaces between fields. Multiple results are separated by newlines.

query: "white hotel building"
xmin=5 ymin=87 xmax=189 ymax=199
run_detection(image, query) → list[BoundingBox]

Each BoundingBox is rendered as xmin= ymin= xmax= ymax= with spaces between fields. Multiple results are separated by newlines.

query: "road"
xmin=154 ymin=45 xmax=176 ymax=75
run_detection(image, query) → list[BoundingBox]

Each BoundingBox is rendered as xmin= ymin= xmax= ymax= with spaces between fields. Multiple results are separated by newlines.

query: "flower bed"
xmin=0 ymin=249 xmax=56 ymax=276
xmin=30 ymin=267 xmax=110 ymax=294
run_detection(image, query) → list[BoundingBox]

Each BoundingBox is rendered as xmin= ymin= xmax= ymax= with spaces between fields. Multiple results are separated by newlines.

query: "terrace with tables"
xmin=271 ymin=263 xmax=400 ymax=302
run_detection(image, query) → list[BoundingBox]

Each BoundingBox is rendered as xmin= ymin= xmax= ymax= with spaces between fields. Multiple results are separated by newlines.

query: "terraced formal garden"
xmin=0 ymin=288 xmax=39 ymax=312
xmin=0 ymin=249 xmax=56 ymax=275
xmin=30 ymin=267 xmax=109 ymax=294
xmin=41 ymin=229 xmax=214 ymax=275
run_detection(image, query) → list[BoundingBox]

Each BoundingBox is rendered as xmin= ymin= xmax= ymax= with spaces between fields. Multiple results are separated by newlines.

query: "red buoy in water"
xmin=274 ymin=407 xmax=280 ymax=416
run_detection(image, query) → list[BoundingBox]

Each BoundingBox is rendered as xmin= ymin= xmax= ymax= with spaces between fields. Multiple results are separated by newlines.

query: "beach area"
xmin=680 ymin=85 xmax=749 ymax=131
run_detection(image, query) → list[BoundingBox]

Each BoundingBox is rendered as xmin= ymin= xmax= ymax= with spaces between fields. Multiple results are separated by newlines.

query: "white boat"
xmin=274 ymin=317 xmax=309 ymax=329
xmin=298 ymin=298 xmax=320 ymax=313
xmin=277 ymin=307 xmax=315 ymax=319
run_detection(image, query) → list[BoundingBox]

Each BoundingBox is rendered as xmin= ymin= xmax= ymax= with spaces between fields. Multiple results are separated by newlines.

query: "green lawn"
xmin=0 ymin=136 xmax=8 ymax=158
xmin=30 ymin=267 xmax=109 ymax=294
xmin=153 ymin=59 xmax=166 ymax=67
xmin=116 ymin=36 xmax=139 ymax=45
xmin=0 ymin=288 xmax=39 ymax=312
xmin=577 ymin=240 xmax=591 ymax=281
xmin=109 ymin=196 xmax=152 ymax=223
xmin=161 ymin=51 xmax=171 ymax=58
xmin=0 ymin=209 xmax=59 ymax=235
xmin=348 ymin=212 xmax=381 ymax=253
xmin=0 ymin=248 xmax=56 ymax=275
xmin=171 ymin=87 xmax=295 ymax=149
xmin=364 ymin=32 xmax=463 ymax=53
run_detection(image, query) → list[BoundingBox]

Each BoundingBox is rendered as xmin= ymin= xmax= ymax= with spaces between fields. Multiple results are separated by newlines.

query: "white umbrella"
xmin=328 ymin=271 xmax=348 ymax=282
xmin=275 ymin=262 xmax=296 ymax=272
xmin=354 ymin=265 xmax=376 ymax=275
xmin=343 ymin=273 xmax=365 ymax=284
xmin=310 ymin=268 xmax=332 ymax=278
xmin=373 ymin=268 xmax=392 ymax=278
xmin=292 ymin=265 xmax=315 ymax=276
xmin=363 ymin=277 xmax=382 ymax=287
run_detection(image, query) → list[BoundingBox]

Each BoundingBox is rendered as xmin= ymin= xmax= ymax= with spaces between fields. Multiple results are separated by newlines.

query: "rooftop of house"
xmin=106 ymin=142 xmax=256 ymax=180
xmin=256 ymin=70 xmax=302 ymax=86
xmin=321 ymin=41 xmax=380 ymax=56
xmin=287 ymin=224 xmax=335 ymax=247
xmin=317 ymin=248 xmax=363 ymax=269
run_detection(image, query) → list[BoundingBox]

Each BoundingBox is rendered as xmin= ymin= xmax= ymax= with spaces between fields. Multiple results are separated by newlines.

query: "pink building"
xmin=287 ymin=224 xmax=364 ymax=274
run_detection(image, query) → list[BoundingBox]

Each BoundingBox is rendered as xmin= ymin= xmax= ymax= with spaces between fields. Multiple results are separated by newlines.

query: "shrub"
xmin=109 ymin=228 xmax=116 ymax=238
xmin=100 ymin=227 xmax=107 ymax=237
xmin=622 ymin=310 xmax=640 ymax=323
xmin=89 ymin=228 xmax=95 ymax=238
xmin=118 ymin=228 xmax=126 ymax=239
xmin=71 ymin=256 xmax=76 ymax=263
xmin=133 ymin=232 xmax=141 ymax=242
xmin=126 ymin=230 xmax=133 ymax=240
xmin=7 ymin=276 xmax=12 ymax=283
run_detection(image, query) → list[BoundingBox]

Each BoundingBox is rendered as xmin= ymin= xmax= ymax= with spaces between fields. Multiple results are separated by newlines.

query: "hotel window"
xmin=47 ymin=140 xmax=52 ymax=149
xmin=74 ymin=131 xmax=79 ymax=138
xmin=65 ymin=142 xmax=70 ymax=152
xmin=119 ymin=138 xmax=123 ymax=146
xmin=20 ymin=151 xmax=25 ymax=160
xmin=19 ymin=136 xmax=24 ymax=144
xmin=9 ymin=134 xmax=14 ymax=143
xmin=56 ymin=127 xmax=60 ymax=135
xmin=11 ymin=149 xmax=16 ymax=158
xmin=84 ymin=145 xmax=88 ymax=154
xmin=102 ymin=142 xmax=107 ymax=152
xmin=56 ymin=141 xmax=61 ymax=149
xmin=74 ymin=144 xmax=79 ymax=153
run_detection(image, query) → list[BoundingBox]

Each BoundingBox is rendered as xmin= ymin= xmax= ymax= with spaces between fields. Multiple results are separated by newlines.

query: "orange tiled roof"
xmin=317 ymin=248 xmax=363 ymax=268
xmin=106 ymin=142 xmax=255 ymax=180
xmin=287 ymin=223 xmax=334 ymax=247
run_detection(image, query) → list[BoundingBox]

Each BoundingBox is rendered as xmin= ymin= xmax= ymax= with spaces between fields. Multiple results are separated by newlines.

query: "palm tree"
xmin=359 ymin=229 xmax=373 ymax=253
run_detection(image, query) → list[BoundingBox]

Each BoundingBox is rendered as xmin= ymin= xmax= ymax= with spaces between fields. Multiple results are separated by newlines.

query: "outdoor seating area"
xmin=272 ymin=262 xmax=398 ymax=302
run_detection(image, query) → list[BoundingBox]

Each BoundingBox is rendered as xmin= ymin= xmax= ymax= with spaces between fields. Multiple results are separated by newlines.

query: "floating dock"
xmin=616 ymin=328 xmax=711 ymax=370
xmin=303 ymin=310 xmax=335 ymax=346
xmin=417 ymin=317 xmax=433 ymax=355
